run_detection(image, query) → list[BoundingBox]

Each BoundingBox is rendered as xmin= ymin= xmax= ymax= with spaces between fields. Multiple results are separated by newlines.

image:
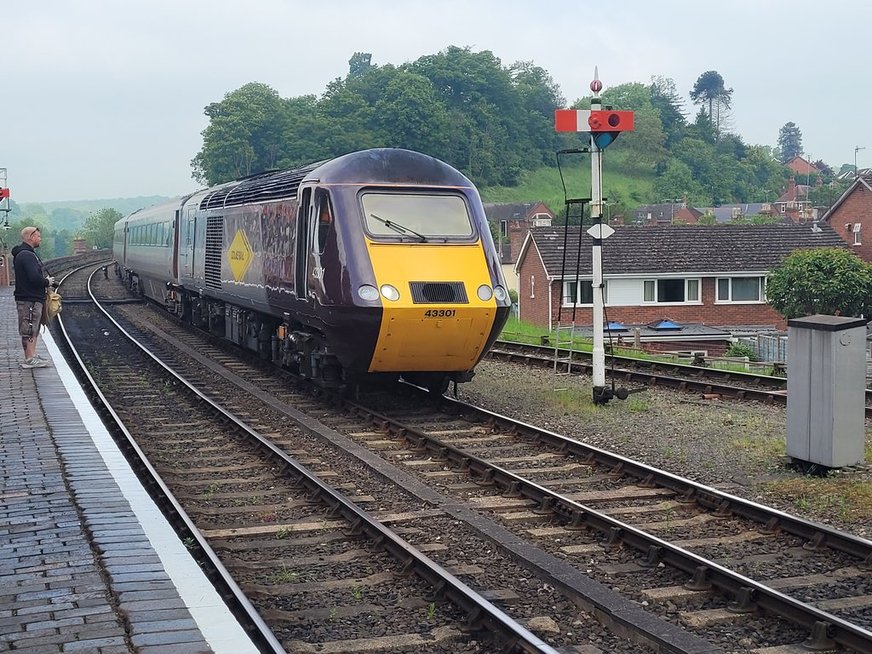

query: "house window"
xmin=717 ymin=276 xmax=764 ymax=302
xmin=687 ymin=279 xmax=700 ymax=302
xmin=531 ymin=213 xmax=552 ymax=227
xmin=854 ymin=222 xmax=862 ymax=245
xmin=562 ymin=280 xmax=606 ymax=306
xmin=643 ymin=278 xmax=700 ymax=303
xmin=530 ymin=275 xmax=535 ymax=299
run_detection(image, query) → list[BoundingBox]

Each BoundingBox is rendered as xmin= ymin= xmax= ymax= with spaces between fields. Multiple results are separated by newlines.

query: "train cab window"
xmin=315 ymin=194 xmax=333 ymax=255
xmin=361 ymin=192 xmax=474 ymax=242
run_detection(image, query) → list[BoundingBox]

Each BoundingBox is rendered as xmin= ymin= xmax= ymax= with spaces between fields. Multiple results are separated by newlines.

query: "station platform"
xmin=0 ymin=287 xmax=258 ymax=654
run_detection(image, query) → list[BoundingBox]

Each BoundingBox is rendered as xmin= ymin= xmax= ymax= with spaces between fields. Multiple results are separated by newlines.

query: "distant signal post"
xmin=555 ymin=70 xmax=634 ymax=404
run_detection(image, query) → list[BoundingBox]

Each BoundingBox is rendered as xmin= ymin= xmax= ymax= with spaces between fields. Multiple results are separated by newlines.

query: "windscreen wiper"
xmin=369 ymin=213 xmax=427 ymax=242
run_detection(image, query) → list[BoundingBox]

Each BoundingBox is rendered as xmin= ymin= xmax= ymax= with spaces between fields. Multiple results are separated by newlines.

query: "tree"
xmin=812 ymin=159 xmax=834 ymax=179
xmin=653 ymin=159 xmax=707 ymax=205
xmin=371 ymin=71 xmax=451 ymax=155
xmin=689 ymin=71 xmax=733 ymax=137
xmin=807 ymin=178 xmax=850 ymax=215
xmin=509 ymin=61 xmax=563 ymax=164
xmin=347 ymin=52 xmax=373 ymax=79
xmin=650 ymin=76 xmax=686 ymax=146
xmin=410 ymin=46 xmax=528 ymax=185
xmin=83 ymin=208 xmax=123 ymax=249
xmin=776 ymin=122 xmax=803 ymax=163
xmin=192 ymin=83 xmax=288 ymax=185
xmin=767 ymin=248 xmax=872 ymax=319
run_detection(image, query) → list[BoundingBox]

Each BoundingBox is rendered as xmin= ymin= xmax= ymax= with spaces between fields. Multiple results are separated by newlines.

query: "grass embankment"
xmin=480 ymin=154 xmax=655 ymax=219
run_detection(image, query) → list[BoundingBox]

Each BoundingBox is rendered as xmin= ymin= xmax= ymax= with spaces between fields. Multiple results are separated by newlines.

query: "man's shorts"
xmin=16 ymin=300 xmax=43 ymax=338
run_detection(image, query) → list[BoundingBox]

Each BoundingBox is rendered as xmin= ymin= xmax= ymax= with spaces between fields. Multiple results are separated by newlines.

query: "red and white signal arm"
xmin=555 ymin=109 xmax=634 ymax=133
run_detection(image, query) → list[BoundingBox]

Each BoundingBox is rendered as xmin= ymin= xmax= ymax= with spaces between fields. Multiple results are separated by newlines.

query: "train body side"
xmin=113 ymin=199 xmax=184 ymax=301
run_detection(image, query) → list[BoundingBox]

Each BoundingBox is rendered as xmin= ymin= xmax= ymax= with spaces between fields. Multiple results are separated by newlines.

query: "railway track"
xmin=344 ymin=387 xmax=872 ymax=653
xmin=55 ymin=264 xmax=567 ymax=653
xmin=488 ymin=340 xmax=872 ymax=416
xmin=53 ymin=265 xmax=872 ymax=653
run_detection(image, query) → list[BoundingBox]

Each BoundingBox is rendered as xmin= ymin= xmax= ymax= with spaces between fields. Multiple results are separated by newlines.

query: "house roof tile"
xmin=527 ymin=223 xmax=847 ymax=277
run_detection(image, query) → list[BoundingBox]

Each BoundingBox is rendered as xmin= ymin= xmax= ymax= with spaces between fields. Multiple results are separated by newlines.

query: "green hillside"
xmin=481 ymin=154 xmax=655 ymax=221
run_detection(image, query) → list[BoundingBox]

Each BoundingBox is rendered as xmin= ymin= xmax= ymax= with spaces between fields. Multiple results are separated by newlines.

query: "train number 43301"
xmin=424 ymin=309 xmax=456 ymax=318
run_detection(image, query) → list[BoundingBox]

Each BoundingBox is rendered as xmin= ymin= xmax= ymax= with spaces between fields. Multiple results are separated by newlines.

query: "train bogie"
xmin=114 ymin=149 xmax=511 ymax=390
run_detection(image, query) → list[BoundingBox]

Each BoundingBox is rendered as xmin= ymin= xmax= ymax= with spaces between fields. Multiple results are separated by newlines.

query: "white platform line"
xmin=43 ymin=330 xmax=260 ymax=654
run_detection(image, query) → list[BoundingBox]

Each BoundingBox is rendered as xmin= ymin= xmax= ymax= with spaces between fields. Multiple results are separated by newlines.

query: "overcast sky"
xmin=4 ymin=1 xmax=869 ymax=203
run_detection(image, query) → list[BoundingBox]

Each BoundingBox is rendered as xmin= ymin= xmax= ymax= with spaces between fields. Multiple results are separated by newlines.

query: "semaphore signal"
xmin=553 ymin=69 xmax=635 ymax=405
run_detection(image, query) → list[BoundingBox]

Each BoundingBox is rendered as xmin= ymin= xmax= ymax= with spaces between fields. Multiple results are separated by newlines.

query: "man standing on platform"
xmin=12 ymin=226 xmax=53 ymax=368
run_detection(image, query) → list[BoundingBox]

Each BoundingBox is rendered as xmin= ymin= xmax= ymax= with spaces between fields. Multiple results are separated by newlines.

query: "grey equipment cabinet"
xmin=786 ymin=314 xmax=867 ymax=468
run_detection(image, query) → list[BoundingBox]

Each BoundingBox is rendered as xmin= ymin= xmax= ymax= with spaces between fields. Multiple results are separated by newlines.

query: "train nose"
xmin=370 ymin=304 xmax=496 ymax=372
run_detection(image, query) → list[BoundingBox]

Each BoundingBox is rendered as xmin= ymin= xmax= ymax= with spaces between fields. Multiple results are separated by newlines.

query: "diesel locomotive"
xmin=113 ymin=148 xmax=511 ymax=392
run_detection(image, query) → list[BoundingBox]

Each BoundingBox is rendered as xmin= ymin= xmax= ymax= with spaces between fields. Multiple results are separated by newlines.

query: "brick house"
xmin=514 ymin=223 xmax=847 ymax=336
xmin=483 ymin=202 xmax=556 ymax=293
xmin=785 ymin=155 xmax=819 ymax=177
xmin=773 ymin=177 xmax=813 ymax=222
xmin=821 ymin=174 xmax=872 ymax=262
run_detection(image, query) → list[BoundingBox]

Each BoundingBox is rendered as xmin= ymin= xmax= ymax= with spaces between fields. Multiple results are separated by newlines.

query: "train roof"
xmin=197 ymin=149 xmax=473 ymax=211
xmin=307 ymin=148 xmax=474 ymax=188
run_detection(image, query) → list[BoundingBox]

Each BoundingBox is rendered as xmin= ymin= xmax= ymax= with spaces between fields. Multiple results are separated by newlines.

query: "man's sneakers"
xmin=21 ymin=357 xmax=49 ymax=369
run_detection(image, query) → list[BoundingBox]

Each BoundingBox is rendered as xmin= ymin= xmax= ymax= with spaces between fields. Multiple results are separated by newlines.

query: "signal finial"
xmin=590 ymin=66 xmax=602 ymax=95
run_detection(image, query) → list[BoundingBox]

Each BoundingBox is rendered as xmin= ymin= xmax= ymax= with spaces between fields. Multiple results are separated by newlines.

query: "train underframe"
xmin=120 ymin=269 xmax=454 ymax=393
xmin=166 ymin=285 xmax=348 ymax=388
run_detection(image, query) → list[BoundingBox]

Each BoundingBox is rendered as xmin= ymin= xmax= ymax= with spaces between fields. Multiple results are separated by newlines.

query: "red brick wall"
xmin=827 ymin=185 xmax=872 ymax=263
xmin=516 ymin=246 xmax=551 ymax=327
xmin=524 ymin=275 xmax=787 ymax=330
xmin=506 ymin=221 xmax=527 ymax=263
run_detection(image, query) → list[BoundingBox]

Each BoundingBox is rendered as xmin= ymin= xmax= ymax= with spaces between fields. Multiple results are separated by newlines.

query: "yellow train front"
xmin=317 ymin=149 xmax=511 ymax=392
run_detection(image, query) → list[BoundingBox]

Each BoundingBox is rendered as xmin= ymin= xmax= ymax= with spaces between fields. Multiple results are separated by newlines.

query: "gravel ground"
xmin=457 ymin=359 xmax=872 ymax=538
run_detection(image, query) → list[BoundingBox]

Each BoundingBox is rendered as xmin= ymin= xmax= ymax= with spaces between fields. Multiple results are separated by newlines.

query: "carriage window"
xmin=361 ymin=192 xmax=474 ymax=241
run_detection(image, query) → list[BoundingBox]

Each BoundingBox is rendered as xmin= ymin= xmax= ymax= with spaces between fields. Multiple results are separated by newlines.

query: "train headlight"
xmin=380 ymin=284 xmax=400 ymax=301
xmin=357 ymin=285 xmax=379 ymax=301
xmin=476 ymin=284 xmax=493 ymax=301
xmin=493 ymin=285 xmax=508 ymax=303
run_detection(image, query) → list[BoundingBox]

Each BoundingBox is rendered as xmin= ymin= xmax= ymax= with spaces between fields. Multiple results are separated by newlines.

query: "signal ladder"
xmin=553 ymin=321 xmax=577 ymax=375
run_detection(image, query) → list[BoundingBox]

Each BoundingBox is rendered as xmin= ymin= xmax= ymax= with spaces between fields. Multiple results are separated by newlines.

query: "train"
xmin=113 ymin=148 xmax=512 ymax=393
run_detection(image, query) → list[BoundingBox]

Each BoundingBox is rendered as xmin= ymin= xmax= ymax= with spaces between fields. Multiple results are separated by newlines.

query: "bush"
xmin=725 ymin=341 xmax=758 ymax=362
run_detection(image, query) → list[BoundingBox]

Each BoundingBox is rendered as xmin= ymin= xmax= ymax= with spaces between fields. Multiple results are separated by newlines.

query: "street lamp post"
xmin=855 ymin=146 xmax=865 ymax=179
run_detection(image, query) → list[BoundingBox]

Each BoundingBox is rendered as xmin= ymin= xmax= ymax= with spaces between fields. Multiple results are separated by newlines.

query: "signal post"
xmin=555 ymin=71 xmax=634 ymax=404
xmin=0 ymin=169 xmax=11 ymax=286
